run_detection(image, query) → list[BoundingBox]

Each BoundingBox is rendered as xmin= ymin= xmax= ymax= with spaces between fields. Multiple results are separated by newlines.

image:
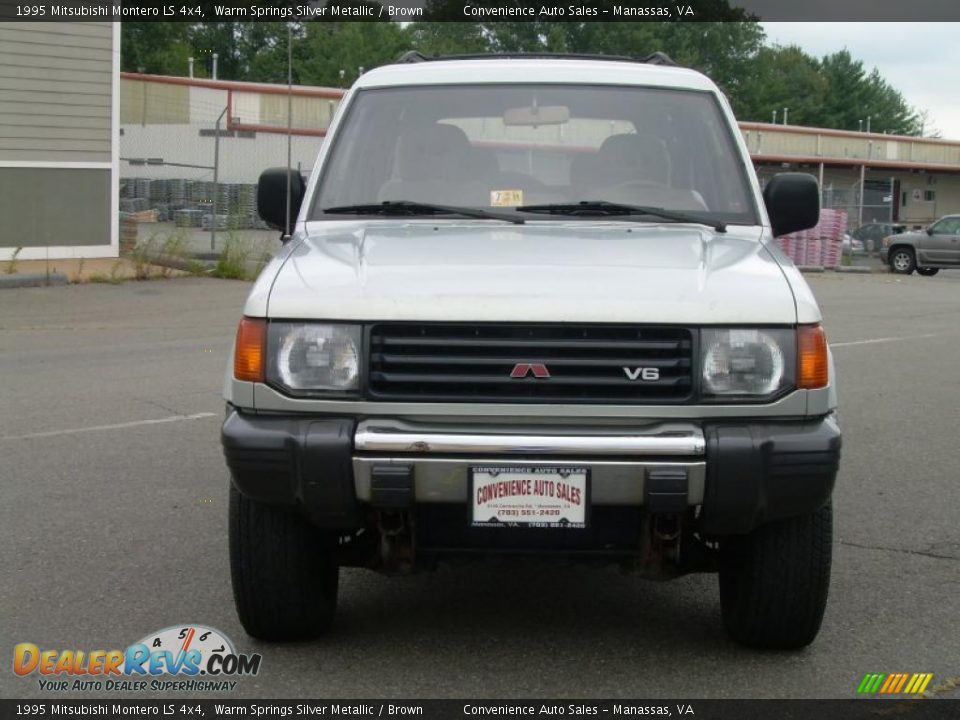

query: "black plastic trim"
xmin=221 ymin=411 xmax=360 ymax=529
xmin=370 ymin=464 xmax=415 ymax=509
xmin=700 ymin=415 xmax=841 ymax=536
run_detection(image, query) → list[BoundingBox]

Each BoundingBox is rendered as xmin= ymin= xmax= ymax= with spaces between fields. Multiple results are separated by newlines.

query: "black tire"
xmin=917 ymin=267 xmax=939 ymax=277
xmin=229 ymin=483 xmax=339 ymax=641
xmin=889 ymin=247 xmax=916 ymax=274
xmin=719 ymin=504 xmax=832 ymax=650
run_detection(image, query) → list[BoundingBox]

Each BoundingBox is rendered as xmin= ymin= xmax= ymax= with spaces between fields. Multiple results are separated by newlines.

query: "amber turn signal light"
xmin=234 ymin=317 xmax=266 ymax=382
xmin=797 ymin=324 xmax=828 ymax=389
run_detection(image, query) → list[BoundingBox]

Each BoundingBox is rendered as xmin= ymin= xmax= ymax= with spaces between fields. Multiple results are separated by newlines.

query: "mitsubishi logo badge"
xmin=510 ymin=363 xmax=551 ymax=379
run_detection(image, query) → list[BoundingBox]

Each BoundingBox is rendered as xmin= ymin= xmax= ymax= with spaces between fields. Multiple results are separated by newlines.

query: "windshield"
xmin=310 ymin=83 xmax=758 ymax=225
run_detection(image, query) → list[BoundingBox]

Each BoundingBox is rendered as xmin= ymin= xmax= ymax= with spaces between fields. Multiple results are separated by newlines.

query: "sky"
xmin=760 ymin=23 xmax=960 ymax=140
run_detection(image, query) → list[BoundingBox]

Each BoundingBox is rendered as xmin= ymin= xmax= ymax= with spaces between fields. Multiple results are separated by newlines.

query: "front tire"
xmin=719 ymin=505 xmax=832 ymax=649
xmin=889 ymin=247 xmax=916 ymax=274
xmin=917 ymin=267 xmax=939 ymax=277
xmin=229 ymin=483 xmax=339 ymax=641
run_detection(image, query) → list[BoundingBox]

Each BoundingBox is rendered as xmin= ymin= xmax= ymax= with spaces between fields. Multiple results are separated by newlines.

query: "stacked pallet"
xmin=120 ymin=178 xmax=265 ymax=230
xmin=127 ymin=209 xmax=159 ymax=223
xmin=777 ymin=209 xmax=847 ymax=268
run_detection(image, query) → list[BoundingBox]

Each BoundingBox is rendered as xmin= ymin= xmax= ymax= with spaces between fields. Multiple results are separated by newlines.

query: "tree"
xmin=293 ymin=20 xmax=410 ymax=87
xmin=121 ymin=23 xmax=192 ymax=75
xmin=817 ymin=50 xmax=919 ymax=135
xmin=735 ymin=45 xmax=828 ymax=126
xmin=121 ymin=18 xmax=928 ymax=136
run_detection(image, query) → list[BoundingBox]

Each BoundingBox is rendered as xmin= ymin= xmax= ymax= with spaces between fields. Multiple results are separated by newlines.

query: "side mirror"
xmin=926 ymin=227 xmax=934 ymax=235
xmin=257 ymin=168 xmax=306 ymax=236
xmin=763 ymin=172 xmax=820 ymax=238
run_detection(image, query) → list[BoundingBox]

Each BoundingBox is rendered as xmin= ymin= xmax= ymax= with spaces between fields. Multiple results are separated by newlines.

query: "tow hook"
xmin=375 ymin=510 xmax=415 ymax=574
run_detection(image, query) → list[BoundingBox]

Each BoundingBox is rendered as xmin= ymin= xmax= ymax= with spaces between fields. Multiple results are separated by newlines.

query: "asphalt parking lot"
xmin=2 ymin=271 xmax=958 ymax=700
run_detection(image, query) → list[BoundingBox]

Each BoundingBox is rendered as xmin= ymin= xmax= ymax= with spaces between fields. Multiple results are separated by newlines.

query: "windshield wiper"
xmin=324 ymin=200 xmax=525 ymax=225
xmin=516 ymin=201 xmax=726 ymax=233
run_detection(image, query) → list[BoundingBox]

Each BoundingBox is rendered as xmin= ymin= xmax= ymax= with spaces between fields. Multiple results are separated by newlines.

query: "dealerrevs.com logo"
xmin=13 ymin=625 xmax=261 ymax=692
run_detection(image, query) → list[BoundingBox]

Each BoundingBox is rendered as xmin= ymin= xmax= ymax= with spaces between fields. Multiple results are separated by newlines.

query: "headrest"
xmin=395 ymin=123 xmax=473 ymax=181
xmin=596 ymin=133 xmax=672 ymax=186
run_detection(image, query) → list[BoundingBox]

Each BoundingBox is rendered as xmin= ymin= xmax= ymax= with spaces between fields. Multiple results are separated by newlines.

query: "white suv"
xmin=222 ymin=53 xmax=840 ymax=649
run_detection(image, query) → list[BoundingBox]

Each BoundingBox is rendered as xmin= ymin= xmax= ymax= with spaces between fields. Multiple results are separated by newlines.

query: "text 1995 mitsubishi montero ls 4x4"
xmin=222 ymin=53 xmax=840 ymax=649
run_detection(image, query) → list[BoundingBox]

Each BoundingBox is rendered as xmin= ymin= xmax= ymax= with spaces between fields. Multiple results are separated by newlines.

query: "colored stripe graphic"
xmin=857 ymin=673 xmax=933 ymax=694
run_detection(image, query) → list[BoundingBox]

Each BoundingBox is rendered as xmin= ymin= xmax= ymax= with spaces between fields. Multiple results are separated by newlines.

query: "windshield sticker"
xmin=490 ymin=189 xmax=524 ymax=207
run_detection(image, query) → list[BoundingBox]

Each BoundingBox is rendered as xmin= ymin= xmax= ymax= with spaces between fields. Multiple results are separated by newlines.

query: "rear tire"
xmin=719 ymin=504 xmax=832 ymax=649
xmin=917 ymin=267 xmax=939 ymax=277
xmin=889 ymin=247 xmax=916 ymax=274
xmin=229 ymin=483 xmax=339 ymax=641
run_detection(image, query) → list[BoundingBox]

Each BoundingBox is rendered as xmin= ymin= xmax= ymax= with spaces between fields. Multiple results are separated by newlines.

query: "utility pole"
xmin=211 ymin=106 xmax=227 ymax=251
xmin=284 ymin=24 xmax=293 ymax=240
xmin=858 ymin=163 xmax=866 ymax=227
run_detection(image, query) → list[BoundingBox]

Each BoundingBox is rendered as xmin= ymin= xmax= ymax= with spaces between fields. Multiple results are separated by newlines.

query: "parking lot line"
xmin=831 ymin=331 xmax=949 ymax=348
xmin=1 ymin=412 xmax=217 ymax=442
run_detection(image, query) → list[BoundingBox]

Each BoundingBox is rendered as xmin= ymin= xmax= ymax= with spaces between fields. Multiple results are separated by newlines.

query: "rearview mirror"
xmin=926 ymin=226 xmax=934 ymax=235
xmin=257 ymin=168 xmax=307 ymax=236
xmin=763 ymin=173 xmax=820 ymax=238
xmin=503 ymin=104 xmax=569 ymax=127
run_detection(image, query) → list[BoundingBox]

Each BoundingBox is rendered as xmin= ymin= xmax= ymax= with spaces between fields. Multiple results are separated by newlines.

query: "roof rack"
xmin=394 ymin=51 xmax=678 ymax=67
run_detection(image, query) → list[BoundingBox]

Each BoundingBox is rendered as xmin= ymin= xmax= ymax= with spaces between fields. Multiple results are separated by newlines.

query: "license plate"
xmin=470 ymin=466 xmax=589 ymax=529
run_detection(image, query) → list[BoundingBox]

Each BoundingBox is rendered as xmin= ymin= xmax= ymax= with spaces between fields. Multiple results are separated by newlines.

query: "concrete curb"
xmin=0 ymin=272 xmax=69 ymax=289
xmin=799 ymin=266 xmax=878 ymax=274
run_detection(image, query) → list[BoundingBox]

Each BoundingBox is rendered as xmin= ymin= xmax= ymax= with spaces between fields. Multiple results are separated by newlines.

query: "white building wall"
xmin=120 ymin=125 xmax=324 ymax=184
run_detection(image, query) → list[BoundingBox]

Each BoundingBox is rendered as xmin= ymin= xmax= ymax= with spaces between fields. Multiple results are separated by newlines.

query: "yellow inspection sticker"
xmin=490 ymin=189 xmax=524 ymax=207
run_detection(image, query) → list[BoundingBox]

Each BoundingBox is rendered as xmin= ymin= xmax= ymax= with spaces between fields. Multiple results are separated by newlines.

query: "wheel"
xmin=889 ymin=247 xmax=916 ymax=274
xmin=917 ymin=267 xmax=939 ymax=277
xmin=229 ymin=483 xmax=339 ymax=641
xmin=719 ymin=504 xmax=832 ymax=649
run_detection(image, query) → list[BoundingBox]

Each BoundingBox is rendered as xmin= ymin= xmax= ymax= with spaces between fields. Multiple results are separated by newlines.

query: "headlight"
xmin=267 ymin=323 xmax=361 ymax=394
xmin=701 ymin=328 xmax=794 ymax=397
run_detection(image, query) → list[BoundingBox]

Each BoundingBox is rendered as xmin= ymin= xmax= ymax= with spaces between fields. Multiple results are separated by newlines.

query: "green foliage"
xmin=119 ymin=13 xmax=927 ymax=136
xmin=212 ymin=236 xmax=253 ymax=280
xmin=5 ymin=246 xmax=22 ymax=274
xmin=121 ymin=23 xmax=193 ymax=75
xmin=290 ymin=21 xmax=410 ymax=88
xmin=735 ymin=45 xmax=829 ymax=126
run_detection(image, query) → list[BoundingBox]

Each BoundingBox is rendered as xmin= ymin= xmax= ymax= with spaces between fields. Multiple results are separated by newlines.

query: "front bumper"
xmin=221 ymin=411 xmax=840 ymax=536
xmin=880 ymin=246 xmax=890 ymax=263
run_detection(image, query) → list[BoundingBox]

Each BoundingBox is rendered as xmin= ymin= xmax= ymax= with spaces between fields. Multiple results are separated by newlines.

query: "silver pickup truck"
xmin=222 ymin=53 xmax=841 ymax=649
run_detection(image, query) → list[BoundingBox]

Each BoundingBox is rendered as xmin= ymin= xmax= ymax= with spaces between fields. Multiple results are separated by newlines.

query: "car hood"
xmin=259 ymin=221 xmax=798 ymax=324
xmin=893 ymin=230 xmax=924 ymax=243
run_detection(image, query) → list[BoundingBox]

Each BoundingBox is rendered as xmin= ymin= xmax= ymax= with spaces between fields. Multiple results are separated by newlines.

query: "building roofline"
xmin=740 ymin=121 xmax=958 ymax=148
xmin=752 ymin=153 xmax=960 ymax=174
xmin=119 ymin=72 xmax=344 ymax=99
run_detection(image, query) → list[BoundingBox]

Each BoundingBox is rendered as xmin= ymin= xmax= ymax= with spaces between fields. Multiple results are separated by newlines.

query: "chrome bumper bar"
xmin=354 ymin=420 xmax=706 ymax=457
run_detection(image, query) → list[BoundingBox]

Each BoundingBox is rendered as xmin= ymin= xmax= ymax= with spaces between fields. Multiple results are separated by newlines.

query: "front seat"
xmin=378 ymin=123 xmax=484 ymax=205
xmin=594 ymin=133 xmax=672 ymax=188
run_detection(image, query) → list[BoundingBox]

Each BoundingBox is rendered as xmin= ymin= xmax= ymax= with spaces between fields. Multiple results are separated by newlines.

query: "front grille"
xmin=368 ymin=323 xmax=694 ymax=403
